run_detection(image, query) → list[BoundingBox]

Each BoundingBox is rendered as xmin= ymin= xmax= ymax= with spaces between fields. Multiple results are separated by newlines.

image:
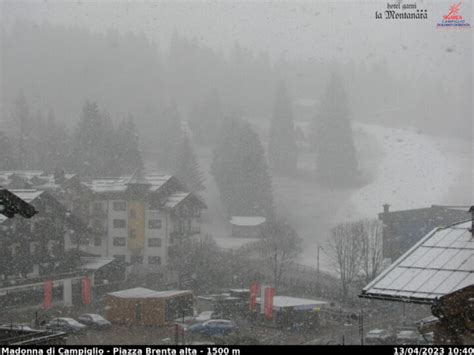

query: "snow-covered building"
xmin=360 ymin=219 xmax=473 ymax=304
xmin=255 ymin=295 xmax=329 ymax=330
xmin=0 ymin=189 xmax=87 ymax=281
xmin=83 ymin=172 xmax=206 ymax=274
xmin=0 ymin=189 xmax=115 ymax=309
xmin=230 ymin=216 xmax=266 ymax=238
xmin=378 ymin=204 xmax=470 ymax=262
xmin=0 ymin=170 xmax=92 ymax=224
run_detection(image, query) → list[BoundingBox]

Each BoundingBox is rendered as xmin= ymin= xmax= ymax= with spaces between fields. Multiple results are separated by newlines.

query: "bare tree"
xmin=168 ymin=235 xmax=227 ymax=291
xmin=327 ymin=221 xmax=364 ymax=302
xmin=359 ymin=218 xmax=384 ymax=284
xmin=257 ymin=219 xmax=302 ymax=292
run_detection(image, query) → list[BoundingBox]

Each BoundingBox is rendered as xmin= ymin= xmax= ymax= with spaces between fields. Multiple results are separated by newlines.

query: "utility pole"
xmin=317 ymin=243 xmax=320 ymax=287
xmin=359 ymin=310 xmax=364 ymax=345
xmin=174 ymin=323 xmax=179 ymax=345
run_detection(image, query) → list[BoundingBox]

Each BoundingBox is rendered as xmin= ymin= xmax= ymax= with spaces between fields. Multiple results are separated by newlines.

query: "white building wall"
xmin=144 ymin=208 xmax=168 ymax=266
xmin=107 ymin=200 xmax=128 ymax=261
xmin=86 ymin=198 xmax=202 ymax=272
xmin=84 ymin=200 xmax=109 ymax=257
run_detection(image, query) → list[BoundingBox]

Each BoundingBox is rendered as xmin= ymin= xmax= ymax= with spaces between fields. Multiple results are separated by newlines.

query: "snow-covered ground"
xmin=343 ymin=123 xmax=471 ymax=219
xmin=298 ymin=122 xmax=472 ymax=271
xmin=175 ymin=121 xmax=471 ymax=274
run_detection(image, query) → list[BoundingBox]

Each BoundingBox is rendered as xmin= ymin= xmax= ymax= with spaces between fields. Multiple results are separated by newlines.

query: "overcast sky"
xmin=2 ymin=0 xmax=472 ymax=76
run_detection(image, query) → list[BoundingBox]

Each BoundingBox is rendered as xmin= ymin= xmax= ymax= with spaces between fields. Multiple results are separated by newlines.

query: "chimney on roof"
xmin=469 ymin=206 xmax=474 ymax=236
xmin=383 ymin=204 xmax=390 ymax=213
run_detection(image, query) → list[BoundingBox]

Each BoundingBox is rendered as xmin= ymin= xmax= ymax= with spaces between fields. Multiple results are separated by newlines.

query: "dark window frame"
xmin=113 ymin=201 xmax=127 ymax=211
xmin=148 ymin=238 xmax=162 ymax=247
xmin=113 ymin=219 xmax=126 ymax=228
xmin=148 ymin=219 xmax=162 ymax=229
xmin=113 ymin=237 xmax=126 ymax=247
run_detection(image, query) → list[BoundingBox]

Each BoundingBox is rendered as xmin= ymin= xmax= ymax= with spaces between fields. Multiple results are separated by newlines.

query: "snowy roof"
xmin=164 ymin=192 xmax=191 ymax=209
xmin=360 ymin=220 xmax=474 ymax=303
xmin=229 ymin=289 xmax=250 ymax=293
xmin=256 ymin=296 xmax=328 ymax=310
xmin=8 ymin=190 xmax=44 ymax=203
xmin=85 ymin=174 xmax=173 ymax=193
xmin=84 ymin=177 xmax=129 ymax=193
xmin=79 ymin=257 xmax=115 ymax=270
xmin=0 ymin=171 xmax=76 ymax=188
xmin=230 ymin=216 xmax=266 ymax=226
xmin=108 ymin=287 xmax=192 ymax=299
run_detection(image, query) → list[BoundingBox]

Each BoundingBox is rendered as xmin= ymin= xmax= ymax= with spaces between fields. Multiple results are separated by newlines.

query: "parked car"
xmin=195 ymin=311 xmax=216 ymax=323
xmin=77 ymin=314 xmax=111 ymax=329
xmin=45 ymin=317 xmax=86 ymax=333
xmin=396 ymin=329 xmax=420 ymax=345
xmin=188 ymin=320 xmax=238 ymax=337
xmin=365 ymin=329 xmax=395 ymax=345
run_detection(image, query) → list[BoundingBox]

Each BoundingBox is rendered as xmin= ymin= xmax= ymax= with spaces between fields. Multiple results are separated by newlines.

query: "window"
xmin=148 ymin=219 xmax=162 ymax=229
xmin=148 ymin=238 xmax=161 ymax=247
xmin=113 ymin=237 xmax=126 ymax=247
xmin=148 ymin=256 xmax=161 ymax=265
xmin=113 ymin=201 xmax=126 ymax=211
xmin=113 ymin=219 xmax=126 ymax=228
xmin=129 ymin=209 xmax=137 ymax=219
xmin=129 ymin=229 xmax=137 ymax=239
xmin=131 ymin=255 xmax=143 ymax=264
xmin=113 ymin=255 xmax=126 ymax=262
xmin=94 ymin=237 xmax=102 ymax=246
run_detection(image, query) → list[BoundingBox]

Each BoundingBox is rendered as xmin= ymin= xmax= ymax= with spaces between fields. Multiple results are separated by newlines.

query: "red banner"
xmin=82 ymin=277 xmax=91 ymax=305
xmin=249 ymin=282 xmax=259 ymax=310
xmin=264 ymin=287 xmax=275 ymax=319
xmin=43 ymin=280 xmax=53 ymax=309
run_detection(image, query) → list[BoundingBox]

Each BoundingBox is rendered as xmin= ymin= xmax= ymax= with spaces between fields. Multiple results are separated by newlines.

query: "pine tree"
xmin=69 ymin=101 xmax=113 ymax=177
xmin=156 ymin=101 xmax=183 ymax=171
xmin=12 ymin=92 xmax=30 ymax=169
xmin=268 ymin=81 xmax=297 ymax=175
xmin=188 ymin=89 xmax=223 ymax=146
xmin=174 ymin=135 xmax=204 ymax=192
xmin=212 ymin=118 xmax=273 ymax=218
xmin=37 ymin=109 xmax=70 ymax=172
xmin=116 ymin=116 xmax=143 ymax=174
xmin=314 ymin=73 xmax=358 ymax=185
xmin=0 ymin=131 xmax=16 ymax=169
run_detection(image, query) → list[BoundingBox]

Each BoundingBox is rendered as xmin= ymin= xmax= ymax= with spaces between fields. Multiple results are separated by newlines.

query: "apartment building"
xmin=83 ymin=172 xmax=206 ymax=274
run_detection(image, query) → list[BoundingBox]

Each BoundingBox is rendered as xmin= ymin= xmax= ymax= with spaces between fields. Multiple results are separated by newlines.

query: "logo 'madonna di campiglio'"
xmin=437 ymin=0 xmax=471 ymax=28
